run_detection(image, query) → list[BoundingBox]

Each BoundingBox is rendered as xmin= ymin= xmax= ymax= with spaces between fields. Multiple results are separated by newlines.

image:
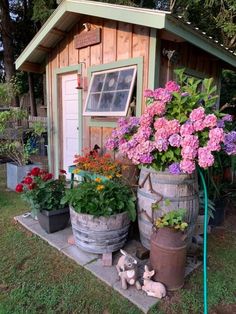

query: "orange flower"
xmin=96 ymin=185 xmax=104 ymax=191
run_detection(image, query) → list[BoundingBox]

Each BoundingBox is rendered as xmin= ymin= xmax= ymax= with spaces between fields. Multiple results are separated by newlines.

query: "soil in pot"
xmin=37 ymin=207 xmax=70 ymax=233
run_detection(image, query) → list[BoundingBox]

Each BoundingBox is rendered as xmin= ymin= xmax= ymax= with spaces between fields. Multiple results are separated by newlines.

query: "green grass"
xmin=0 ymin=163 xmax=236 ymax=314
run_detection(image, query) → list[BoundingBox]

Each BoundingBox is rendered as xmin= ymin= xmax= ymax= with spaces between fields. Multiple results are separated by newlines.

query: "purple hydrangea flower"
xmin=169 ymin=162 xmax=181 ymax=175
xmin=224 ymin=131 xmax=236 ymax=155
xmin=222 ymin=114 xmax=233 ymax=122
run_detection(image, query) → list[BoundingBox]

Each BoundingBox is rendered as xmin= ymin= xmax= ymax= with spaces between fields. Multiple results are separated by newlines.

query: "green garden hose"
xmin=198 ymin=169 xmax=208 ymax=314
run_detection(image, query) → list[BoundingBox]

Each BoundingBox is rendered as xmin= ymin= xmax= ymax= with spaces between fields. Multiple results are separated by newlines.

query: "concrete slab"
xmin=85 ymin=258 xmax=119 ymax=287
xmin=15 ymin=215 xmax=202 ymax=314
xmin=113 ymin=281 xmax=158 ymax=314
xmin=62 ymin=245 xmax=99 ymax=266
xmin=14 ymin=213 xmax=39 ymax=227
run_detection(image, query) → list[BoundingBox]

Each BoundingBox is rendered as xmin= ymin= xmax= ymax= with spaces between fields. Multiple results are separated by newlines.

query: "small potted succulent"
xmin=16 ymin=168 xmax=69 ymax=233
xmin=150 ymin=209 xmax=188 ymax=291
xmin=61 ymin=178 xmax=136 ymax=254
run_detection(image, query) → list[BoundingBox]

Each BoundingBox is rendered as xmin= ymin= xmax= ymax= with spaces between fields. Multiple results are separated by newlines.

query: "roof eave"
xmin=165 ymin=15 xmax=236 ymax=69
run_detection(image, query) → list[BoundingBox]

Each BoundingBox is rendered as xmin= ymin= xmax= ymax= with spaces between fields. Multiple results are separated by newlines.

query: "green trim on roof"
xmin=15 ymin=0 xmax=236 ymax=72
xmin=66 ymin=0 xmax=166 ymax=28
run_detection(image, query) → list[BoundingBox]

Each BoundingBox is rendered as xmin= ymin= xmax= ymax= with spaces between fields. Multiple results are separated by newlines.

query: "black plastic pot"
xmin=37 ymin=207 xmax=70 ymax=233
xmin=209 ymin=199 xmax=227 ymax=227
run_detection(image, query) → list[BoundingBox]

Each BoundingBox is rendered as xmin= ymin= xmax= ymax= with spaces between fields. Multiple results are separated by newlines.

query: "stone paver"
xmin=15 ymin=214 xmax=202 ymax=313
xmin=62 ymin=245 xmax=99 ymax=266
xmin=113 ymin=281 xmax=157 ymax=314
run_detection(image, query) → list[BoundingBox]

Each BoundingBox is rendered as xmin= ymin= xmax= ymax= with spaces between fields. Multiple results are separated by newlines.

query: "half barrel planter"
xmin=70 ymin=206 xmax=130 ymax=254
xmin=137 ymin=167 xmax=199 ymax=249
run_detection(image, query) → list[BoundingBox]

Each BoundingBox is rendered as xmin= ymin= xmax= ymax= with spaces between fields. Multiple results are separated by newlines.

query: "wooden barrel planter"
xmin=70 ymin=206 xmax=130 ymax=254
xmin=137 ymin=167 xmax=199 ymax=249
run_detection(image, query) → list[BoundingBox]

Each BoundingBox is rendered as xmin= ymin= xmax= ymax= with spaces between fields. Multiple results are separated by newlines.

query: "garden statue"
xmin=116 ymin=249 xmax=141 ymax=290
xmin=142 ymin=265 xmax=166 ymax=299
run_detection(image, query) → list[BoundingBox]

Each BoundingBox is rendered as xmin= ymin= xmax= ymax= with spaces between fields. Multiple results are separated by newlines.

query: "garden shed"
xmin=15 ymin=0 xmax=236 ymax=175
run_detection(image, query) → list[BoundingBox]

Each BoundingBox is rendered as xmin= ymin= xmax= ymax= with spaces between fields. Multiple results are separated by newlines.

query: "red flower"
xmin=28 ymin=183 xmax=36 ymax=190
xmin=23 ymin=176 xmax=33 ymax=185
xmin=30 ymin=167 xmax=41 ymax=176
xmin=15 ymin=184 xmax=24 ymax=193
xmin=59 ymin=169 xmax=67 ymax=174
xmin=42 ymin=173 xmax=53 ymax=181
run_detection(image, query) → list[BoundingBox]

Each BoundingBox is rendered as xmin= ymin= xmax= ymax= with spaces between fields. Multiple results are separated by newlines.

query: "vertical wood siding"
xmin=47 ymin=17 xmax=150 ymax=171
xmin=47 ymin=17 xmax=221 ymax=172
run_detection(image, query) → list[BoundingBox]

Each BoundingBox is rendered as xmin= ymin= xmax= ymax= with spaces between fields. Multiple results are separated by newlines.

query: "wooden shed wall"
xmin=46 ymin=16 xmax=150 ymax=172
xmin=159 ymin=40 xmax=221 ymax=86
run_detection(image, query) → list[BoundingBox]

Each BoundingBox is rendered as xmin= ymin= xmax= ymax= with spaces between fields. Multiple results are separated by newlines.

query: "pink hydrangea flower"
xmin=153 ymin=88 xmax=172 ymax=103
xmin=165 ymin=81 xmax=180 ymax=93
xmin=180 ymin=159 xmax=196 ymax=174
xmin=193 ymin=120 xmax=205 ymax=132
xmin=181 ymin=135 xmax=199 ymax=150
xmin=153 ymin=117 xmax=169 ymax=130
xmin=180 ymin=122 xmax=195 ymax=136
xmin=198 ymin=147 xmax=215 ymax=168
xmin=203 ymin=114 xmax=217 ymax=129
xmin=209 ymin=127 xmax=225 ymax=143
xmin=140 ymin=112 xmax=153 ymax=127
xmin=207 ymin=139 xmax=221 ymax=152
xmin=181 ymin=146 xmax=198 ymax=160
xmin=168 ymin=134 xmax=181 ymax=147
xmin=147 ymin=101 xmax=166 ymax=117
xmin=144 ymin=89 xmax=154 ymax=98
xmin=167 ymin=119 xmax=180 ymax=135
xmin=189 ymin=107 xmax=205 ymax=122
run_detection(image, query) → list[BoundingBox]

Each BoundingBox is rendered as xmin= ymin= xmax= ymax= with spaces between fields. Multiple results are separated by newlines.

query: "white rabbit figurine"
xmin=142 ymin=265 xmax=166 ymax=299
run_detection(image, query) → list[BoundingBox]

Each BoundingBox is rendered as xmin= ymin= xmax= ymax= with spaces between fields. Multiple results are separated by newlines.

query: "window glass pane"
xmin=84 ymin=65 xmax=136 ymax=116
xmin=91 ymin=73 xmax=105 ymax=92
xmin=103 ymin=72 xmax=119 ymax=91
xmin=112 ymin=91 xmax=129 ymax=111
xmin=99 ymin=92 xmax=115 ymax=111
xmin=86 ymin=94 xmax=101 ymax=111
xmin=117 ymin=68 xmax=135 ymax=90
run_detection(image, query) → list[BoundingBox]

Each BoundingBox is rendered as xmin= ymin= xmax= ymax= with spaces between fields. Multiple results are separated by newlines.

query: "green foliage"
xmin=154 ymin=208 xmax=188 ymax=231
xmin=0 ymin=108 xmax=45 ymax=166
xmin=62 ymin=179 xmax=136 ymax=221
xmin=32 ymin=0 xmax=57 ymax=24
xmin=0 ymin=78 xmax=20 ymax=107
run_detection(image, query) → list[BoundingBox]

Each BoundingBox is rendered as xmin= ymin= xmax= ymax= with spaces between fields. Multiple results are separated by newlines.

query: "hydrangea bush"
xmin=106 ymin=69 xmax=236 ymax=174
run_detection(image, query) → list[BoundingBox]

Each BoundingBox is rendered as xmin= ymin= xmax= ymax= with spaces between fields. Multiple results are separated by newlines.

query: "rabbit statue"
xmin=142 ymin=265 xmax=166 ymax=299
xmin=116 ymin=249 xmax=141 ymax=290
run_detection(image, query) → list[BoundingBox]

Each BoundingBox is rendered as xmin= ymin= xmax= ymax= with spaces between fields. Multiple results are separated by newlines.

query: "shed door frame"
xmin=53 ymin=64 xmax=82 ymax=177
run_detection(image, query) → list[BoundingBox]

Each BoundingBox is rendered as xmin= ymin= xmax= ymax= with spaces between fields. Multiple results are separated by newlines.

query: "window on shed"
xmin=83 ymin=65 xmax=137 ymax=116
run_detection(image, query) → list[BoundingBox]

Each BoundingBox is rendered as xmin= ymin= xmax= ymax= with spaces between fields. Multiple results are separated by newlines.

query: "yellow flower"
xmin=116 ymin=173 xmax=122 ymax=177
xmin=73 ymin=169 xmax=80 ymax=174
xmin=95 ymin=177 xmax=102 ymax=183
xmin=96 ymin=185 xmax=105 ymax=191
xmin=106 ymin=175 xmax=113 ymax=179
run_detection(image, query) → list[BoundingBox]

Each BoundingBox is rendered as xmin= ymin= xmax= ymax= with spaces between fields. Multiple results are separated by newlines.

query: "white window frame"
xmin=83 ymin=65 xmax=137 ymax=116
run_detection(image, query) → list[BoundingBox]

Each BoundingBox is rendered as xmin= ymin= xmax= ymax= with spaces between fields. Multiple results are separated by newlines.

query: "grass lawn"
xmin=0 ymin=163 xmax=236 ymax=314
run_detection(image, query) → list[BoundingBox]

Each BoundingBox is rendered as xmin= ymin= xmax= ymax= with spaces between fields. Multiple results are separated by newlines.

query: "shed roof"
xmin=15 ymin=0 xmax=236 ymax=72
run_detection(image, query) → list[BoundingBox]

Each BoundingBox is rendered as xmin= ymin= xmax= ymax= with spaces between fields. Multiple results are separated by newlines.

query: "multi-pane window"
xmin=83 ymin=66 xmax=137 ymax=116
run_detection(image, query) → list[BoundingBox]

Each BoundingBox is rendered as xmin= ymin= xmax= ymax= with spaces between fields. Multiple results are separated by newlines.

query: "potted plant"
xmin=61 ymin=179 xmax=136 ymax=254
xmin=73 ymin=149 xmax=122 ymax=180
xmin=106 ymin=69 xmax=236 ymax=248
xmin=16 ymin=168 xmax=69 ymax=231
xmin=150 ymin=209 xmax=188 ymax=291
xmin=0 ymin=108 xmax=45 ymax=190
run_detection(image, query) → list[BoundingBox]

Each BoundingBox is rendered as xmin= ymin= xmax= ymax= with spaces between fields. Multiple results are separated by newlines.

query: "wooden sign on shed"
xmin=74 ymin=28 xmax=101 ymax=49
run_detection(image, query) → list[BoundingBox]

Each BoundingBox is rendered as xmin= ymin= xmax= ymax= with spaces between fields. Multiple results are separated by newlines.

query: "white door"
xmin=61 ymin=74 xmax=79 ymax=176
